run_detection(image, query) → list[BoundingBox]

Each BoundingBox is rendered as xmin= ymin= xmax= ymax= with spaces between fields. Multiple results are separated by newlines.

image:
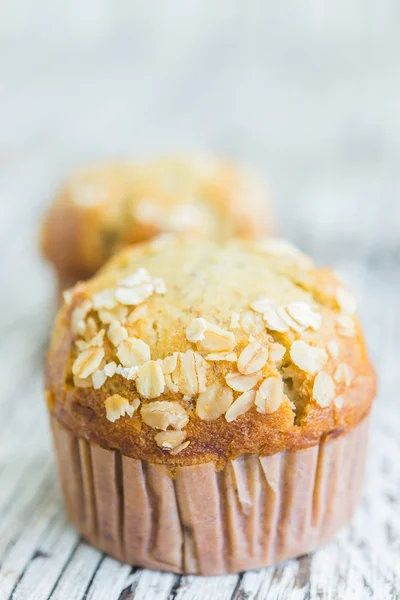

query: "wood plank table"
xmin=1 ymin=3 xmax=400 ymax=598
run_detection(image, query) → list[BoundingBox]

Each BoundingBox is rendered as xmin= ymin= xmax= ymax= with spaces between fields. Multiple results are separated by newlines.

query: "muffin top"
xmin=45 ymin=236 xmax=376 ymax=468
xmin=41 ymin=156 xmax=272 ymax=282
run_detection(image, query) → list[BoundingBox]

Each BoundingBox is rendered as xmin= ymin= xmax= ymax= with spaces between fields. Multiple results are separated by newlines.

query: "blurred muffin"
xmin=45 ymin=236 xmax=376 ymax=575
xmin=41 ymin=156 xmax=273 ymax=289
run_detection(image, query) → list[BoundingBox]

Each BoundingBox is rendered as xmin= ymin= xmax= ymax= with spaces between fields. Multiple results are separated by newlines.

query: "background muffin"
xmin=41 ymin=156 xmax=273 ymax=289
xmin=45 ymin=236 xmax=376 ymax=574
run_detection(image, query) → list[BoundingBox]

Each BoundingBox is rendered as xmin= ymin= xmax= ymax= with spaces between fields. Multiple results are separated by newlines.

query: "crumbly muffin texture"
xmin=41 ymin=156 xmax=272 ymax=282
xmin=45 ymin=236 xmax=376 ymax=467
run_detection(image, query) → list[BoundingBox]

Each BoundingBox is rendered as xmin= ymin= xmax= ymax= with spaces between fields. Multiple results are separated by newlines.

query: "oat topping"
xmin=165 ymin=374 xmax=179 ymax=393
xmin=98 ymin=308 xmax=119 ymax=325
xmin=286 ymin=302 xmax=322 ymax=331
xmin=161 ymin=354 xmax=178 ymax=374
xmin=269 ymin=342 xmax=286 ymax=362
xmin=126 ymin=304 xmax=148 ymax=324
xmin=225 ymin=371 xmax=261 ymax=392
xmin=75 ymin=339 xmax=88 ymax=352
xmin=200 ymin=322 xmax=236 ymax=352
xmin=92 ymin=360 xmax=118 ymax=389
xmin=114 ymin=268 xmax=167 ymax=306
xmin=263 ymin=305 xmax=290 ymax=333
xmin=154 ymin=430 xmax=186 ymax=450
xmin=136 ymin=201 xmax=206 ymax=234
xmin=186 ymin=317 xmax=208 ymax=342
xmin=337 ymin=314 xmax=356 ymax=337
xmin=237 ymin=340 xmax=269 ymax=375
xmin=70 ymin=180 xmax=108 ymax=206
xmin=105 ymin=395 xmax=140 ymax=422
xmin=84 ymin=317 xmax=98 ymax=340
xmin=133 ymin=199 xmax=160 ymax=225
xmin=153 ymin=277 xmax=167 ymax=295
xmin=116 ymin=338 xmax=151 ymax=367
xmin=276 ymin=305 xmax=304 ymax=333
xmin=225 ymin=390 xmax=256 ymax=422
xmin=327 ymin=339 xmax=340 ymax=359
xmin=140 ymin=400 xmax=188 ymax=430
xmin=258 ymin=238 xmax=313 ymax=269
xmin=230 ymin=312 xmax=240 ymax=329
xmin=136 ymin=361 xmax=165 ymax=398
xmin=170 ymin=440 xmax=191 ymax=454
xmin=86 ymin=328 xmax=104 ymax=347
xmin=206 ymin=351 xmax=237 ymax=361
xmin=334 ymin=394 xmax=344 ymax=408
xmin=255 ymin=376 xmax=284 ymax=414
xmin=114 ymin=283 xmax=154 ymax=306
xmin=92 ymin=289 xmax=117 ymax=310
xmin=118 ymin=268 xmax=151 ymax=288
xmin=66 ymin=239 xmax=363 ymax=437
xmin=250 ymin=296 xmax=274 ymax=314
xmin=254 ymin=299 xmax=322 ymax=335
xmin=148 ymin=232 xmax=177 ymax=251
xmin=63 ymin=290 xmax=72 ymax=304
xmin=334 ymin=364 xmax=353 ymax=386
xmin=313 ymin=371 xmax=335 ymax=407
xmin=115 ymin=365 xmax=139 ymax=380
xmin=107 ymin=321 xmax=128 ymax=346
xmin=196 ymin=384 xmax=233 ymax=421
xmin=240 ymin=310 xmax=264 ymax=336
xmin=104 ymin=362 xmax=117 ymax=377
xmin=170 ymin=351 xmax=208 ymax=396
xmin=92 ymin=369 xmax=107 ymax=390
xmin=336 ymin=287 xmax=357 ymax=314
xmin=194 ymin=352 xmax=208 ymax=390
xmin=73 ymin=375 xmax=92 ymax=388
xmin=166 ymin=204 xmax=207 ymax=233
xmin=71 ymin=300 xmax=92 ymax=335
xmin=72 ymin=346 xmax=104 ymax=379
xmin=290 ymin=340 xmax=327 ymax=374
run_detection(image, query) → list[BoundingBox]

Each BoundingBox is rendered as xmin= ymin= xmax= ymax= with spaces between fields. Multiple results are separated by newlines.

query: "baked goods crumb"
xmin=105 ymin=394 xmax=140 ymax=422
xmin=225 ymin=390 xmax=256 ymax=422
xmin=313 ymin=372 xmax=336 ymax=407
xmin=140 ymin=400 xmax=188 ymax=430
xmin=46 ymin=237 xmax=375 ymax=462
xmin=290 ymin=340 xmax=327 ymax=374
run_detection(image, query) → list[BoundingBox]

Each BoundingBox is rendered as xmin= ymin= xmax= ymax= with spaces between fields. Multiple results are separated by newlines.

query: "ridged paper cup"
xmin=51 ymin=416 xmax=369 ymax=575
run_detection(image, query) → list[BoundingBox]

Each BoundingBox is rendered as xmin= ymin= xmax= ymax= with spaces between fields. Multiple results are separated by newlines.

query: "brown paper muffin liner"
xmin=50 ymin=416 xmax=369 ymax=575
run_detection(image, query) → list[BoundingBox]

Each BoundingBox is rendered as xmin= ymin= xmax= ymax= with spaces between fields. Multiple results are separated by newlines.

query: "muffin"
xmin=41 ymin=156 xmax=273 ymax=290
xmin=45 ymin=236 xmax=376 ymax=575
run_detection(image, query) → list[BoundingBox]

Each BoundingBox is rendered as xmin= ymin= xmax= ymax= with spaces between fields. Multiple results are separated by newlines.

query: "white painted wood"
xmin=11 ymin=513 xmax=79 ymax=600
xmin=174 ymin=574 xmax=239 ymax=600
xmin=0 ymin=463 xmax=58 ymax=600
xmin=84 ymin=557 xmax=132 ymax=600
xmin=126 ymin=570 xmax=178 ymax=600
xmin=50 ymin=543 xmax=103 ymax=600
xmin=1 ymin=1 xmax=400 ymax=598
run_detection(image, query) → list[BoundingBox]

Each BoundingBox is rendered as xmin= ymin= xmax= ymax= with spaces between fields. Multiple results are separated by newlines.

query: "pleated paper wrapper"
xmin=51 ymin=416 xmax=369 ymax=575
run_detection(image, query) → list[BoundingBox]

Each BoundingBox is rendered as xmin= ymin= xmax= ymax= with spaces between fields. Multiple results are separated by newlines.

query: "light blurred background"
xmin=1 ymin=4 xmax=399 ymax=598
xmin=1 ymin=1 xmax=400 ymax=324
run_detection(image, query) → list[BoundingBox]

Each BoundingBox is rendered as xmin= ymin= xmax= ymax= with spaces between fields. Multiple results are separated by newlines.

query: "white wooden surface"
xmin=1 ymin=3 xmax=400 ymax=599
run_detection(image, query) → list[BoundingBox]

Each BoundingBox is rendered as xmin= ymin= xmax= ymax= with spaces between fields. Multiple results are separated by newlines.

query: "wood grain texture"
xmin=0 ymin=1 xmax=399 ymax=598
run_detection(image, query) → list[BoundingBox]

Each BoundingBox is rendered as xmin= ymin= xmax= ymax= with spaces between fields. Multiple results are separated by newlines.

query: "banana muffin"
xmin=41 ymin=156 xmax=273 ymax=290
xmin=45 ymin=235 xmax=376 ymax=575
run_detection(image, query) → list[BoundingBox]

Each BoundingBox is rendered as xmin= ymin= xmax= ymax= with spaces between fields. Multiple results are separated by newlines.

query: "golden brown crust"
xmin=45 ymin=237 xmax=376 ymax=467
xmin=41 ymin=157 xmax=273 ymax=283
